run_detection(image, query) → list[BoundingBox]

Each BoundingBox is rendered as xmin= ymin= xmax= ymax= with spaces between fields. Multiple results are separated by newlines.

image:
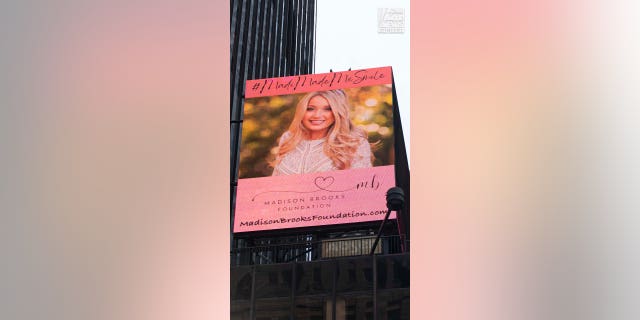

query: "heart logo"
xmin=314 ymin=176 xmax=335 ymax=190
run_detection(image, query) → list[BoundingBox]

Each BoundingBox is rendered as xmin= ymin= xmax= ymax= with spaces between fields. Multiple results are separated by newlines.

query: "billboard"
xmin=234 ymin=67 xmax=396 ymax=233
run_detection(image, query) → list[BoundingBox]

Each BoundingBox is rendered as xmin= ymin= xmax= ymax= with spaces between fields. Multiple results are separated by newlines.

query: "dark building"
xmin=231 ymin=1 xmax=409 ymax=319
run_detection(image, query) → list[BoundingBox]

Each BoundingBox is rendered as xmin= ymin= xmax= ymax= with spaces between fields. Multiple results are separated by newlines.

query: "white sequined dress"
xmin=272 ymin=131 xmax=372 ymax=176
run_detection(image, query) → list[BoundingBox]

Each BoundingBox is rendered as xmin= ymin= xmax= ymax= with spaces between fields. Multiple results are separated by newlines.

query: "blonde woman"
xmin=271 ymin=89 xmax=373 ymax=176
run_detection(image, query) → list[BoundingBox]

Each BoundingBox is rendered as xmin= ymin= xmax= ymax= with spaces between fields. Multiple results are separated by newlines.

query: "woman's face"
xmin=302 ymin=95 xmax=335 ymax=139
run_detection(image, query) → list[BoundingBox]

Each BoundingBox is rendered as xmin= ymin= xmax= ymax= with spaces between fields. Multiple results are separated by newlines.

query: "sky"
xmin=315 ymin=0 xmax=411 ymax=161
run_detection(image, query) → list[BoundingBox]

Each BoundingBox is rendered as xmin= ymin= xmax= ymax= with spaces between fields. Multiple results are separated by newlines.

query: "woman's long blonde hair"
xmin=272 ymin=90 xmax=371 ymax=169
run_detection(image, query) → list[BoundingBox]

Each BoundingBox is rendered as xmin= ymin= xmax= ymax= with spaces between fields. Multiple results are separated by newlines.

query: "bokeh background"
xmin=239 ymin=85 xmax=394 ymax=178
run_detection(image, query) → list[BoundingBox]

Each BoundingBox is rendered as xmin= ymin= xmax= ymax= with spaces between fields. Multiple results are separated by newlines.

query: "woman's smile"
xmin=302 ymin=96 xmax=335 ymax=139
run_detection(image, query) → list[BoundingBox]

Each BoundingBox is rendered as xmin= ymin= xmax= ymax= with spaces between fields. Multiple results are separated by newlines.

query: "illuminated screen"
xmin=234 ymin=67 xmax=396 ymax=233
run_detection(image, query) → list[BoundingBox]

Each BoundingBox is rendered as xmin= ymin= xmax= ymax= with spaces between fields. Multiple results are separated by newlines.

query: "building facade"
xmin=230 ymin=1 xmax=409 ymax=319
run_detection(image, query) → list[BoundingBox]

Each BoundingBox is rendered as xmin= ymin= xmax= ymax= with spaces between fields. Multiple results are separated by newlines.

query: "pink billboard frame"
xmin=234 ymin=67 xmax=396 ymax=233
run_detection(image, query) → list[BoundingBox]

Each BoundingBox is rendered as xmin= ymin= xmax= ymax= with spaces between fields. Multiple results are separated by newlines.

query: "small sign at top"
xmin=378 ymin=8 xmax=405 ymax=34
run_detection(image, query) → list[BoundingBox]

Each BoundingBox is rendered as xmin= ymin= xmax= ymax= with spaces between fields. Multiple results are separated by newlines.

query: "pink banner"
xmin=245 ymin=66 xmax=392 ymax=98
xmin=234 ymin=165 xmax=395 ymax=233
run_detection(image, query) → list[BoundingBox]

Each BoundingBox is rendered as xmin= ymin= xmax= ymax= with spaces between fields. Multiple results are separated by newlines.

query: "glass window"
xmin=376 ymin=289 xmax=410 ymax=320
xmin=254 ymin=264 xmax=293 ymax=299
xmin=335 ymin=257 xmax=373 ymax=293
xmin=294 ymin=296 xmax=328 ymax=320
xmin=230 ymin=301 xmax=251 ymax=320
xmin=376 ymin=254 xmax=409 ymax=290
xmin=255 ymin=297 xmax=291 ymax=320
xmin=231 ymin=266 xmax=253 ymax=301
xmin=295 ymin=261 xmax=335 ymax=295
xmin=336 ymin=294 xmax=373 ymax=320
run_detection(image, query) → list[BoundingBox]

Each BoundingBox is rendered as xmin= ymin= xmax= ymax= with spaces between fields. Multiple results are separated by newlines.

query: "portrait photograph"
xmin=238 ymin=84 xmax=395 ymax=179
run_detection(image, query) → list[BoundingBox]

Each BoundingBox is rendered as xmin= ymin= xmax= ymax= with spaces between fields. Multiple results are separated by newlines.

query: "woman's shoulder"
xmin=349 ymin=128 xmax=368 ymax=144
xmin=279 ymin=131 xmax=293 ymax=144
xmin=351 ymin=136 xmax=373 ymax=168
xmin=356 ymin=135 xmax=369 ymax=146
xmin=355 ymin=136 xmax=371 ymax=154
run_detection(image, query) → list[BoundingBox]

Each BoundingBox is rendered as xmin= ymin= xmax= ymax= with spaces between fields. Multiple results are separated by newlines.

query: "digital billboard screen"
xmin=234 ymin=67 xmax=396 ymax=233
